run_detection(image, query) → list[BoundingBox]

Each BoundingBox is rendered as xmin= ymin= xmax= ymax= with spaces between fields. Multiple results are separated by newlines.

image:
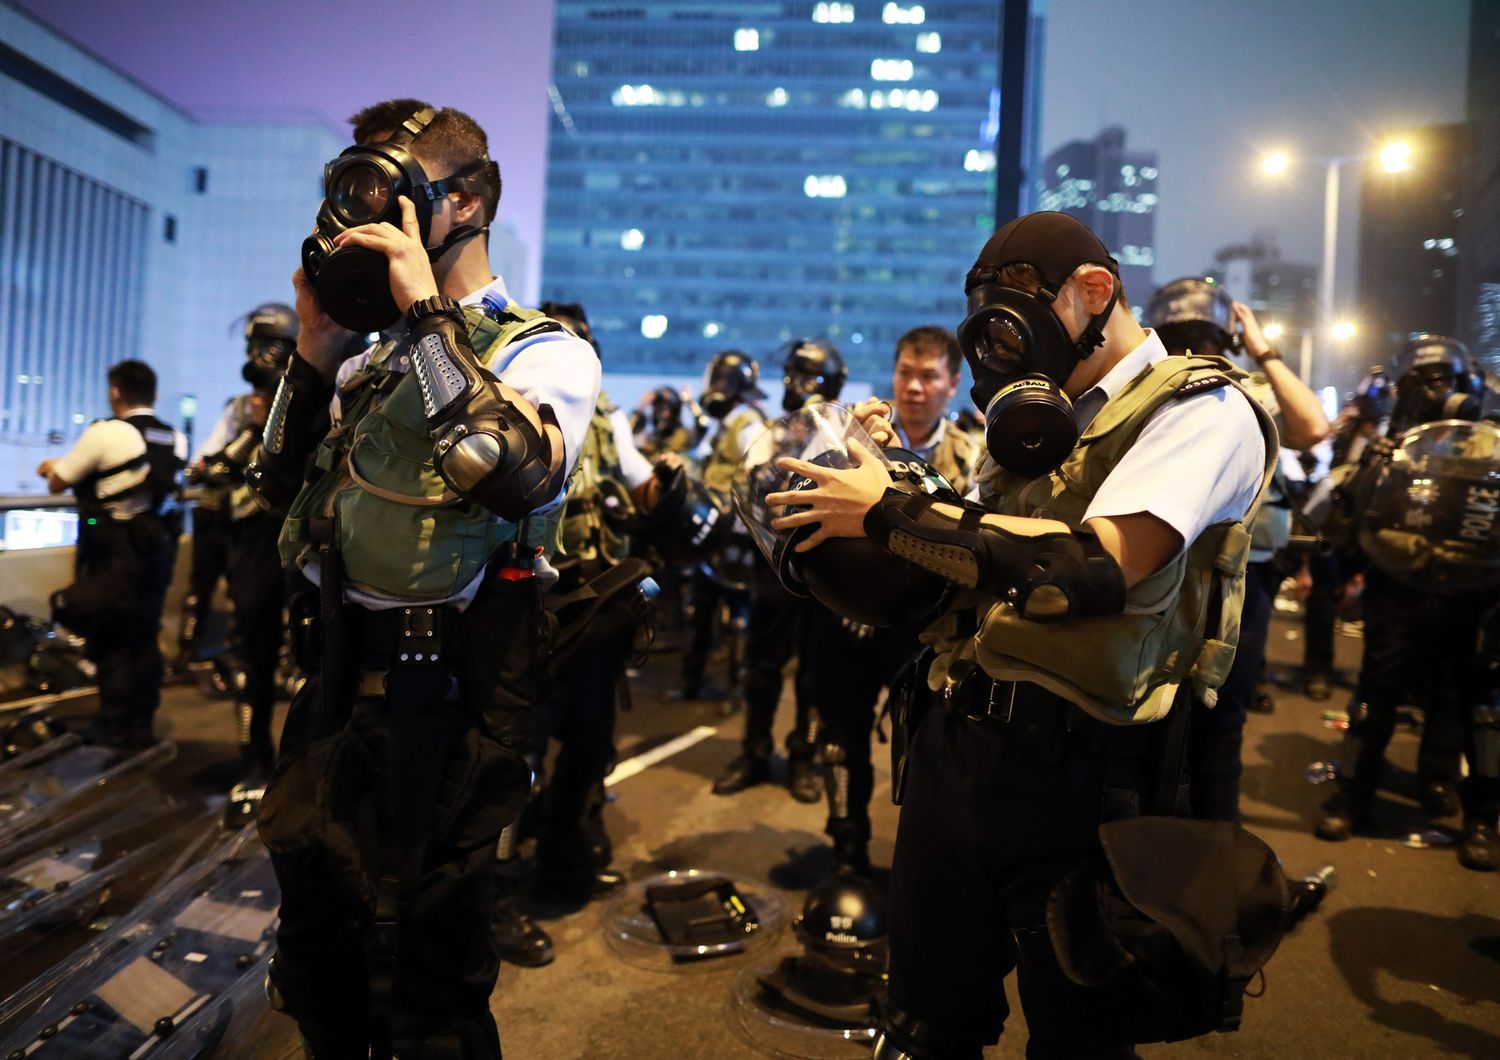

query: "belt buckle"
xmin=986 ymin=680 xmax=1016 ymax=726
xmin=396 ymin=606 xmax=443 ymax=665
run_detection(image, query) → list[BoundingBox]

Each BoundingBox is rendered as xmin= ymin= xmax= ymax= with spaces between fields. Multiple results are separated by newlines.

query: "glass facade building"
xmin=1035 ymin=125 xmax=1158 ymax=305
xmin=541 ymin=1 xmax=1005 ymax=385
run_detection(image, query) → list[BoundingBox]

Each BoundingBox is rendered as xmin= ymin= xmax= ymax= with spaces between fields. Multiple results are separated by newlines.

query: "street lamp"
xmin=1257 ymin=138 xmax=1415 ymax=380
xmin=1262 ymin=322 xmax=1285 ymax=341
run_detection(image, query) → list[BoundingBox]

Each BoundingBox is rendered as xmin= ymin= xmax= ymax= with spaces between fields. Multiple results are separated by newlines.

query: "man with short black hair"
xmin=39 ymin=360 xmax=185 ymax=748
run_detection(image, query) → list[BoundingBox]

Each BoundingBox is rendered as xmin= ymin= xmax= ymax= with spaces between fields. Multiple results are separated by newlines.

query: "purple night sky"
xmin=10 ymin=0 xmax=1472 ymax=299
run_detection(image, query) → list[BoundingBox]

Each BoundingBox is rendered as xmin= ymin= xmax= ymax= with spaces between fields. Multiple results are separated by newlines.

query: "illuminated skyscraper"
xmin=541 ymin=1 xmax=1007 ymax=381
xmin=1034 ymin=125 xmax=1158 ymax=303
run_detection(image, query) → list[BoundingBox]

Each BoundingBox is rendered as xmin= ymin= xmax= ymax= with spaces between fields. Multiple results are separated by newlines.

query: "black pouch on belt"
xmin=886 ymin=646 xmax=936 ymax=806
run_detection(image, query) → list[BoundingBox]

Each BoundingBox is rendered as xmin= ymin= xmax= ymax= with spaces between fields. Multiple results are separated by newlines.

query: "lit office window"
xmin=883 ymin=3 xmax=925 ymax=24
xmin=804 ymin=174 xmax=848 ymax=199
xmin=735 ymin=28 xmax=760 ymax=51
xmin=838 ymin=87 xmax=868 ymax=109
xmin=916 ymin=32 xmax=941 ymax=53
xmin=813 ymin=2 xmax=855 ymax=24
xmin=621 ymin=228 xmax=645 ymax=251
xmin=871 ymin=58 xmax=914 ymax=81
xmin=641 ymin=315 xmax=669 ymax=339
xmin=767 ymin=87 xmax=789 ymax=107
xmin=703 ymin=322 xmax=722 ymax=338
xmin=964 ymin=149 xmax=995 ymax=172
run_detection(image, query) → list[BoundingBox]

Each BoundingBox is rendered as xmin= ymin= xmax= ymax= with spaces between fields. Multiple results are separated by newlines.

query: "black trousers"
xmin=1345 ymin=570 xmax=1494 ymax=816
xmin=183 ymin=503 xmax=230 ymax=656
xmin=741 ymin=559 xmax=815 ymax=759
xmin=225 ymin=513 xmax=286 ymax=755
xmin=681 ymin=565 xmax=750 ymax=693
xmin=888 ymin=700 xmax=1154 ymax=1058
xmin=262 ymin=575 xmax=545 ymax=1059
xmin=804 ymin=607 xmax=924 ymax=844
xmin=77 ymin=518 xmax=174 ymax=744
xmin=1303 ymin=549 xmax=1354 ymax=678
xmin=531 ymin=626 xmax=634 ymax=877
xmin=1187 ymin=559 xmax=1278 ymax=822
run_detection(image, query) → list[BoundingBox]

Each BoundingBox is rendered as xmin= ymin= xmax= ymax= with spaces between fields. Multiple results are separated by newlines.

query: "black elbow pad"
xmin=246 ymin=355 xmax=332 ymax=512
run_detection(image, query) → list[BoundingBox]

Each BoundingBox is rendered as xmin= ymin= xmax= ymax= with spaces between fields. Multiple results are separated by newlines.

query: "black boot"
xmin=1459 ymin=818 xmax=1499 ymax=872
xmin=713 ymin=753 xmax=770 ymax=795
xmin=787 ymin=754 xmax=821 ymax=804
xmin=493 ymin=894 xmax=555 ymax=967
xmin=834 ymin=834 xmax=872 ymax=878
xmin=534 ymin=865 xmax=627 ymax=904
xmin=1421 ymin=780 xmax=1461 ymax=819
xmin=1315 ymin=789 xmax=1373 ymax=841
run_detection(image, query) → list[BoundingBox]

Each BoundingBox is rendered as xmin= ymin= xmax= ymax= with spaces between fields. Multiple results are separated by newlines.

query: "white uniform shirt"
xmin=315 ymin=274 xmax=602 ymax=609
xmin=609 ymin=407 xmax=655 ymax=490
xmin=51 ymin=407 xmax=187 ymax=521
xmin=1077 ymin=330 xmax=1266 ymax=549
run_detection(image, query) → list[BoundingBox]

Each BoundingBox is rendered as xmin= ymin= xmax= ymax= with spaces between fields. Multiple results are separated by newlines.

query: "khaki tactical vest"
xmin=639 ymin=424 xmax=697 ymax=460
xmin=556 ymin=393 xmax=633 ymax=572
xmin=923 ymin=355 xmax=1280 ymax=724
xmin=928 ymin=422 xmax=983 ymax=498
xmin=278 ymin=303 xmax=563 ymax=601
xmin=702 ymin=405 xmax=767 ymax=496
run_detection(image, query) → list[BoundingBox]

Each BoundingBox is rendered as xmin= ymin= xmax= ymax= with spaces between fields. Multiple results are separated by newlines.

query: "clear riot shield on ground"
xmin=0 ymin=738 xmax=176 ymax=849
xmin=1359 ymin=419 xmax=1500 ymax=594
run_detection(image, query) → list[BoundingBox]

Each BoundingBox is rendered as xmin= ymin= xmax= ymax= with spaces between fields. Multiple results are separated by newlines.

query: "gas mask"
xmin=956 ymin=215 xmax=1120 ymax=478
xmin=1388 ymin=335 xmax=1481 ymax=434
xmin=650 ymin=389 xmax=682 ymax=436
xmin=241 ymin=302 xmax=297 ymax=389
xmin=701 ymin=351 xmax=764 ymax=420
xmin=781 ymin=340 xmax=847 ymax=414
xmin=301 ymin=107 xmax=499 ymax=333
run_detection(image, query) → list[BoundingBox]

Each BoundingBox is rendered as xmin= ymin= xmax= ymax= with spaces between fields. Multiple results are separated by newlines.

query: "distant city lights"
xmin=1331 ymin=320 xmax=1357 ymax=341
xmin=804 ymin=174 xmax=848 ymax=199
xmin=620 ymin=228 xmax=644 ymax=251
xmin=871 ymin=58 xmax=914 ymax=81
xmin=1263 ymin=322 xmax=1285 ymax=341
xmin=883 ymin=3 xmax=926 ymax=24
xmin=703 ymin=322 xmax=722 ymax=339
xmin=964 ymin=149 xmax=995 ymax=173
xmin=641 ymin=315 xmax=669 ymax=339
xmin=916 ymin=31 xmax=941 ymax=53
xmin=734 ymin=28 xmax=760 ymax=51
xmin=767 ymin=86 xmax=789 ymax=107
xmin=812 ymin=2 xmax=855 ymax=23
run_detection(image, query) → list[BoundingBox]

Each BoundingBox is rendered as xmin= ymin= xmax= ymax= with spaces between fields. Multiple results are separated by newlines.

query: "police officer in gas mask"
xmin=1145 ymin=278 xmax=1328 ymax=821
xmin=40 ymin=361 xmax=187 ymax=750
xmin=247 ymin=99 xmax=600 ymax=1057
xmin=190 ymin=303 xmax=300 ymax=780
xmin=761 ymin=212 xmax=1277 ymax=1056
xmin=635 ymin=385 xmax=707 ymax=460
xmin=711 ymin=339 xmax=846 ymax=802
xmin=1315 ymin=335 xmax=1499 ymax=871
xmin=678 ymin=351 xmax=766 ymax=704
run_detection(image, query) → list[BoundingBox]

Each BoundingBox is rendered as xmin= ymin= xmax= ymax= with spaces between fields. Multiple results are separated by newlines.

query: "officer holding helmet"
xmin=761 ymin=212 xmax=1276 ymax=1057
xmin=247 ymin=99 xmax=600 ymax=1057
xmin=1145 ymin=278 xmax=1328 ymax=821
xmin=1315 ymin=335 xmax=1499 ymax=871
xmin=634 ymin=385 xmax=707 ymax=460
xmin=711 ymin=339 xmax=847 ymax=802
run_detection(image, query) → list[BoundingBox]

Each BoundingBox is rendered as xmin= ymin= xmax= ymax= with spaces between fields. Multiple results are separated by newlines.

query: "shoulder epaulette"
xmin=1173 ymin=374 xmax=1233 ymax=401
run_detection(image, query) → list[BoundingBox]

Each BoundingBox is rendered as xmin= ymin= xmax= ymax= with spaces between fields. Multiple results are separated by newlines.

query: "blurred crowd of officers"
xmin=26 ymin=96 xmax=1499 ymax=1059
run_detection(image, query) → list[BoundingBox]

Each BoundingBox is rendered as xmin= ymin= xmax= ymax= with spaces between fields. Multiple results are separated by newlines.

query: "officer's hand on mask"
xmin=331 ymin=195 xmax=441 ymax=316
xmin=1230 ymin=302 xmax=1273 ymax=363
xmin=850 ymin=397 xmax=897 ymax=446
xmin=766 ymin=439 xmax=889 ymax=552
xmin=291 ymin=265 xmax=354 ymax=384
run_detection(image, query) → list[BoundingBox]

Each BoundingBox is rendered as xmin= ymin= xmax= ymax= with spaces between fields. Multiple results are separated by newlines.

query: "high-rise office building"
xmin=1356 ymin=122 xmax=1467 ymax=366
xmin=1034 ymin=125 xmax=1158 ymax=303
xmin=541 ymin=1 xmax=1007 ymax=384
xmin=1209 ymin=234 xmax=1318 ymax=332
xmin=0 ymin=1 xmax=344 ymax=493
xmin=1459 ymin=0 xmax=1500 ymax=374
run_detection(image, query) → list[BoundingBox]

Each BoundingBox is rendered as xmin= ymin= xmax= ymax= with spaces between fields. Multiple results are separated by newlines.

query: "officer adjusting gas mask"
xmin=956 ymin=212 xmax=1122 ymax=478
xmin=242 ymin=302 xmax=298 ymax=391
xmin=1144 ymin=276 xmax=1242 ymax=360
xmin=301 ymin=107 xmax=500 ymax=333
xmin=733 ymin=402 xmax=956 ymax=627
xmin=700 ymin=350 xmax=766 ymax=420
xmin=781 ymin=338 xmax=848 ymax=414
xmin=1388 ymin=334 xmax=1482 ymax=435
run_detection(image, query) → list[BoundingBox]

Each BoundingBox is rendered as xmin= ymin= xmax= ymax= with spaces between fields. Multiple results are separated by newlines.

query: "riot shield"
xmin=1359 ymin=419 xmax=1500 ymax=594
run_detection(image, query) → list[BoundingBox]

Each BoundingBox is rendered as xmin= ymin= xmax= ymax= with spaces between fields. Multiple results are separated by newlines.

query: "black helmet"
xmin=773 ymin=447 xmax=956 ymax=627
xmin=633 ymin=463 xmax=729 ymax=563
xmin=781 ymin=338 xmax=848 ymax=413
xmin=1389 ymin=334 xmax=1480 ymax=434
xmin=701 ymin=350 xmax=766 ymax=419
xmin=1144 ymin=277 xmax=1239 ymax=357
xmin=242 ymin=303 xmax=297 ymax=388
xmin=648 ymin=386 xmax=684 ymax=436
xmin=540 ymin=300 xmax=598 ymax=357
xmin=794 ymin=875 xmax=888 ymax=974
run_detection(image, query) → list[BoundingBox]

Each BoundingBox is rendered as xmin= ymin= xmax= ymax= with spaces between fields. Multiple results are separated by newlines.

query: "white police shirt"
xmin=312 ymin=274 xmax=602 ymax=610
xmin=609 ymin=406 xmax=655 ymax=490
xmin=1077 ymin=329 xmax=1266 ymax=550
xmin=51 ymin=407 xmax=188 ymax=521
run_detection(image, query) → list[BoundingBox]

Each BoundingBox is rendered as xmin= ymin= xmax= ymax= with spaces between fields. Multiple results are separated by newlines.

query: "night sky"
xmin=10 ymin=0 xmax=1472 ymax=309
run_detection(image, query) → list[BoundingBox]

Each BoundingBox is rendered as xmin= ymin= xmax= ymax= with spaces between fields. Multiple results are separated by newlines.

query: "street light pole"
xmin=1319 ymin=159 xmax=1341 ymax=338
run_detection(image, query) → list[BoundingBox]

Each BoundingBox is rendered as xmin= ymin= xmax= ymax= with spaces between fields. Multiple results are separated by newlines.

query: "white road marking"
xmin=604 ymin=725 xmax=719 ymax=787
